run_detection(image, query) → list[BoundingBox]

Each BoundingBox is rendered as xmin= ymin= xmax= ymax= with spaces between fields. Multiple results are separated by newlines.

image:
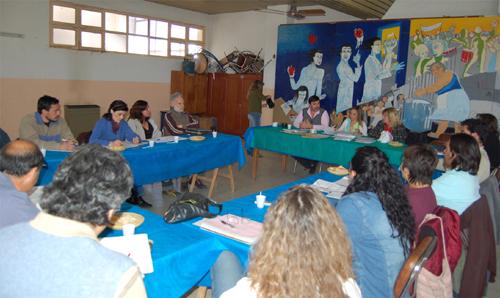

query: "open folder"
xmin=194 ymin=214 xmax=263 ymax=245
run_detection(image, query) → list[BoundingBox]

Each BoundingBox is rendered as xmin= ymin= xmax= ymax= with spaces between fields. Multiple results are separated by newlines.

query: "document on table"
xmin=334 ymin=132 xmax=356 ymax=142
xmin=310 ymin=177 xmax=350 ymax=199
xmin=152 ymin=136 xmax=188 ymax=143
xmin=100 ymin=233 xmax=154 ymax=274
xmin=194 ymin=214 xmax=263 ymax=245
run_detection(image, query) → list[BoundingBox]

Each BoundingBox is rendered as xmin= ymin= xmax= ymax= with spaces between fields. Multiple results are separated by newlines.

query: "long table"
xmin=38 ymin=133 xmax=246 ymax=186
xmin=244 ymin=126 xmax=406 ymax=179
xmin=102 ymin=172 xmax=343 ymax=297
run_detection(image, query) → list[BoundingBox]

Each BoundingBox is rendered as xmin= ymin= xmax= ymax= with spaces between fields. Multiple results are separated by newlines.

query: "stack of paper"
xmin=100 ymin=233 xmax=154 ymax=274
xmin=194 ymin=214 xmax=263 ymax=245
xmin=354 ymin=137 xmax=376 ymax=144
xmin=311 ymin=177 xmax=350 ymax=199
xmin=334 ymin=132 xmax=356 ymax=142
xmin=153 ymin=136 xmax=187 ymax=143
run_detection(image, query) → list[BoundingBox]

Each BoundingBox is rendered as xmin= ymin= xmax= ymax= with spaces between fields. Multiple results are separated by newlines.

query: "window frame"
xmin=49 ymin=0 xmax=205 ymax=58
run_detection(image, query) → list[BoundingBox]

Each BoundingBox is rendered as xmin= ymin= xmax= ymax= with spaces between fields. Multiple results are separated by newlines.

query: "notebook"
xmin=100 ymin=233 xmax=154 ymax=274
xmin=194 ymin=214 xmax=263 ymax=245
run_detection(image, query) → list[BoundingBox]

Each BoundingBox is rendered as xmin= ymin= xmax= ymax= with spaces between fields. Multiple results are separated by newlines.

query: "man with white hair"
xmin=163 ymin=92 xmax=199 ymax=136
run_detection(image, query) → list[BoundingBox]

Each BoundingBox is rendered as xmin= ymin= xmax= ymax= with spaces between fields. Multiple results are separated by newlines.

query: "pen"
xmin=220 ymin=219 xmax=235 ymax=228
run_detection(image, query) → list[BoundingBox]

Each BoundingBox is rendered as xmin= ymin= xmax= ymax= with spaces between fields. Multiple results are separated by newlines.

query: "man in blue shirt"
xmin=0 ymin=140 xmax=44 ymax=228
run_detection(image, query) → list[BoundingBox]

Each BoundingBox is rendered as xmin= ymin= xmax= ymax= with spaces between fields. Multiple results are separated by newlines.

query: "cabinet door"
xmin=194 ymin=74 xmax=208 ymax=114
xmin=208 ymin=74 xmax=227 ymax=132
xmin=224 ymin=75 xmax=242 ymax=135
xmin=183 ymin=74 xmax=196 ymax=113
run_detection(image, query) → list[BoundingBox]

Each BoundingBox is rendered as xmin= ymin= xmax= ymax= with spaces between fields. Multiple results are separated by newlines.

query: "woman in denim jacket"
xmin=336 ymin=147 xmax=416 ymax=298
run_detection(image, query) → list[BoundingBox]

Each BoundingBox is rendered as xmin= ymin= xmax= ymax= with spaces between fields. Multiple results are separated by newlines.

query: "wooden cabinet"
xmin=170 ymin=71 xmax=208 ymax=114
xmin=171 ymin=71 xmax=262 ymax=135
xmin=207 ymin=73 xmax=262 ymax=135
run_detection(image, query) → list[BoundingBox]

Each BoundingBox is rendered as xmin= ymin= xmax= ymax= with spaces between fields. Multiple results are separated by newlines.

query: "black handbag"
xmin=163 ymin=192 xmax=222 ymax=223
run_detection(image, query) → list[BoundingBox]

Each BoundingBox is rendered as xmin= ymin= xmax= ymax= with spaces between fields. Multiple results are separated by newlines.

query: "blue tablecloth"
xmin=38 ymin=133 xmax=246 ymax=186
xmin=101 ymin=172 xmax=342 ymax=297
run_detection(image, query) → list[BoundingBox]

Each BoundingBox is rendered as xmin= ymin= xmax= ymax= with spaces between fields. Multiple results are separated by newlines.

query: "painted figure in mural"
xmin=284 ymin=85 xmax=309 ymax=120
xmin=336 ymin=45 xmax=362 ymax=113
xmin=361 ymin=38 xmax=405 ymax=103
xmin=415 ymin=62 xmax=470 ymax=138
xmin=287 ymin=49 xmax=326 ymax=100
xmin=413 ymin=44 xmax=432 ymax=77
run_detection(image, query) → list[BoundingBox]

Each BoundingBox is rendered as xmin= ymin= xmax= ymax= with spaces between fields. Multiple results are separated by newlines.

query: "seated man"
xmin=292 ymin=95 xmax=329 ymax=173
xmin=293 ymin=95 xmax=329 ymax=130
xmin=0 ymin=145 xmax=146 ymax=297
xmin=163 ymin=92 xmax=199 ymax=136
xmin=0 ymin=140 xmax=43 ymax=229
xmin=19 ymin=95 xmax=76 ymax=150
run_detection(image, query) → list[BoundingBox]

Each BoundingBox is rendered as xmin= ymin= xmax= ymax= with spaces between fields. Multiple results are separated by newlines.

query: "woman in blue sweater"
xmin=90 ymin=100 xmax=140 ymax=146
xmin=336 ymin=146 xmax=416 ymax=298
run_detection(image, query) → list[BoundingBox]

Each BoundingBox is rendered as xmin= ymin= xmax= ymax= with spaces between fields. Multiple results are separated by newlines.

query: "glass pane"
xmin=128 ymin=35 xmax=148 ymax=54
xmin=150 ymin=20 xmax=168 ymax=38
xmin=189 ymin=28 xmax=203 ymax=41
xmin=81 ymin=31 xmax=101 ymax=48
xmin=187 ymin=44 xmax=202 ymax=55
xmin=171 ymin=24 xmax=186 ymax=39
xmin=81 ymin=10 xmax=102 ymax=27
xmin=129 ymin=16 xmax=148 ymax=36
xmin=52 ymin=5 xmax=75 ymax=23
xmin=105 ymin=12 xmax=126 ymax=33
xmin=53 ymin=28 xmax=75 ymax=46
xmin=105 ymin=33 xmax=126 ymax=52
xmin=150 ymin=38 xmax=168 ymax=56
xmin=170 ymin=42 xmax=185 ymax=56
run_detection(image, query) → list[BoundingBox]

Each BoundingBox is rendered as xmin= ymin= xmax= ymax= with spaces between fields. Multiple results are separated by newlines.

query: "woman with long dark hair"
xmin=89 ymin=100 xmax=140 ymax=146
xmin=337 ymin=146 xmax=415 ymax=298
xmin=127 ymin=100 xmax=161 ymax=140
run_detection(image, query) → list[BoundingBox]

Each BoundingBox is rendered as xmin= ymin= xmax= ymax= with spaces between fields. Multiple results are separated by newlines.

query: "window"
xmin=49 ymin=1 xmax=205 ymax=58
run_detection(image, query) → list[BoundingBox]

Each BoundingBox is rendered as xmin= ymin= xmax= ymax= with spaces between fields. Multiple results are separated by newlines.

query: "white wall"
xmin=0 ymin=0 xmax=211 ymax=83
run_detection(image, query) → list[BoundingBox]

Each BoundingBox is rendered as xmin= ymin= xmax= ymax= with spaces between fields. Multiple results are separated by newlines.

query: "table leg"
xmin=196 ymin=286 xmax=208 ymax=298
xmin=189 ymin=174 xmax=197 ymax=193
xmin=208 ymin=168 xmax=219 ymax=198
xmin=281 ymin=155 xmax=287 ymax=172
xmin=252 ymin=148 xmax=259 ymax=180
xmin=227 ymin=165 xmax=235 ymax=192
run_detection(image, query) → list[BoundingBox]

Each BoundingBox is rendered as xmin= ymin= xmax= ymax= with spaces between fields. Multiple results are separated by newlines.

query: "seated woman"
xmin=127 ymin=100 xmax=162 ymax=140
xmin=401 ymin=144 xmax=438 ymax=225
xmin=336 ymin=147 xmax=415 ymax=298
xmin=89 ymin=100 xmax=140 ymax=146
xmin=368 ymin=107 xmax=408 ymax=143
xmin=337 ymin=107 xmax=368 ymax=136
xmin=217 ymin=186 xmax=361 ymax=298
xmin=432 ymin=133 xmax=481 ymax=214
xmin=476 ymin=113 xmax=499 ymax=171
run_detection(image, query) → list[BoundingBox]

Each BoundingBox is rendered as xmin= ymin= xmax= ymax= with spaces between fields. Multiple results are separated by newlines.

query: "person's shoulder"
xmin=20 ymin=113 xmax=36 ymax=123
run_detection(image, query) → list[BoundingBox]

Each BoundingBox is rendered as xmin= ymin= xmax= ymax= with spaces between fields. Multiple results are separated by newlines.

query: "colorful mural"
xmin=274 ymin=16 xmax=500 ymax=133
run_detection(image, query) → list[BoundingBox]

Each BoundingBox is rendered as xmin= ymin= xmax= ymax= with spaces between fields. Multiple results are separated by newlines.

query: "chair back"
xmin=394 ymin=235 xmax=437 ymax=298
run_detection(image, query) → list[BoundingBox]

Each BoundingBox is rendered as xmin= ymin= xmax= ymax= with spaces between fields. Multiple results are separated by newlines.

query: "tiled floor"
xmin=139 ymin=151 xmax=500 ymax=298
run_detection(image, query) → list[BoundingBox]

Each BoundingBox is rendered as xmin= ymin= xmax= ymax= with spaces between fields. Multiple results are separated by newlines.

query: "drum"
xmin=403 ymin=99 xmax=433 ymax=132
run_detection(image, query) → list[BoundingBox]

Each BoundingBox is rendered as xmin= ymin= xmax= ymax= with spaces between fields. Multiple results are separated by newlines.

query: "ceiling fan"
xmin=259 ymin=3 xmax=326 ymax=20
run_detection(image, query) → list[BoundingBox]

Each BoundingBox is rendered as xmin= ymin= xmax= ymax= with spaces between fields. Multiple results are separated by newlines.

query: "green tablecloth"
xmin=249 ymin=127 xmax=405 ymax=167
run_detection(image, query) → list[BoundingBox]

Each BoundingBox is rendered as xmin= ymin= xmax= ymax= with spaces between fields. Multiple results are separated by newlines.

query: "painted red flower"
xmin=354 ymin=28 xmax=364 ymax=39
xmin=308 ymin=33 xmax=317 ymax=45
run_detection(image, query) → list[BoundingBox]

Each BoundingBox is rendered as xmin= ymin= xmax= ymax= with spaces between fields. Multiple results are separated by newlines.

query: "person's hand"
xmin=353 ymin=53 xmax=361 ymax=65
xmin=287 ymin=65 xmax=295 ymax=77
xmin=300 ymin=120 xmax=312 ymax=129
xmin=59 ymin=141 xmax=75 ymax=151
xmin=132 ymin=137 xmax=140 ymax=144
xmin=392 ymin=62 xmax=405 ymax=72
xmin=261 ymin=101 xmax=267 ymax=107
xmin=320 ymin=94 xmax=326 ymax=100
xmin=177 ymin=124 xmax=183 ymax=128
xmin=110 ymin=140 xmax=123 ymax=147
xmin=288 ymin=110 xmax=298 ymax=117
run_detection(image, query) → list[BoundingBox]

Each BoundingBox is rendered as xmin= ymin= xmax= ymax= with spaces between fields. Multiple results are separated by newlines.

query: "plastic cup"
xmin=122 ymin=224 xmax=135 ymax=236
xmin=310 ymin=128 xmax=317 ymax=134
xmin=256 ymin=194 xmax=266 ymax=209
xmin=287 ymin=124 xmax=292 ymax=129
xmin=272 ymin=122 xmax=278 ymax=127
xmin=40 ymin=148 xmax=47 ymax=157
xmin=148 ymin=140 xmax=155 ymax=147
xmin=212 ymin=131 xmax=218 ymax=138
xmin=174 ymin=136 xmax=179 ymax=143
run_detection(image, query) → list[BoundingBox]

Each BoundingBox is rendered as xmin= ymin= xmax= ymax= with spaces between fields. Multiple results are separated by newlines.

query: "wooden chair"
xmin=188 ymin=165 xmax=235 ymax=198
xmin=393 ymin=235 xmax=437 ymax=298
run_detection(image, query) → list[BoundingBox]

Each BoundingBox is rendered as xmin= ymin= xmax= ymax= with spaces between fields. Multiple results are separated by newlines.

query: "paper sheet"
xmin=100 ymin=233 xmax=154 ymax=274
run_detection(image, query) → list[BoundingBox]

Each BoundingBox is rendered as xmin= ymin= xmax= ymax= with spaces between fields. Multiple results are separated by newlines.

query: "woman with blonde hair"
xmin=218 ymin=186 xmax=361 ymax=298
xmin=337 ymin=107 xmax=368 ymax=136
xmin=368 ymin=107 xmax=408 ymax=142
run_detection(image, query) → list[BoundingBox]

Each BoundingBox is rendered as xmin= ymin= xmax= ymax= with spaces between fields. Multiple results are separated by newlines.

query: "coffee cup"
xmin=287 ymin=124 xmax=292 ymax=129
xmin=256 ymin=194 xmax=266 ymax=209
xmin=174 ymin=136 xmax=179 ymax=143
xmin=148 ymin=140 xmax=155 ymax=147
xmin=272 ymin=122 xmax=278 ymax=127
xmin=122 ymin=223 xmax=135 ymax=237
xmin=212 ymin=131 xmax=218 ymax=138
xmin=310 ymin=128 xmax=317 ymax=134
